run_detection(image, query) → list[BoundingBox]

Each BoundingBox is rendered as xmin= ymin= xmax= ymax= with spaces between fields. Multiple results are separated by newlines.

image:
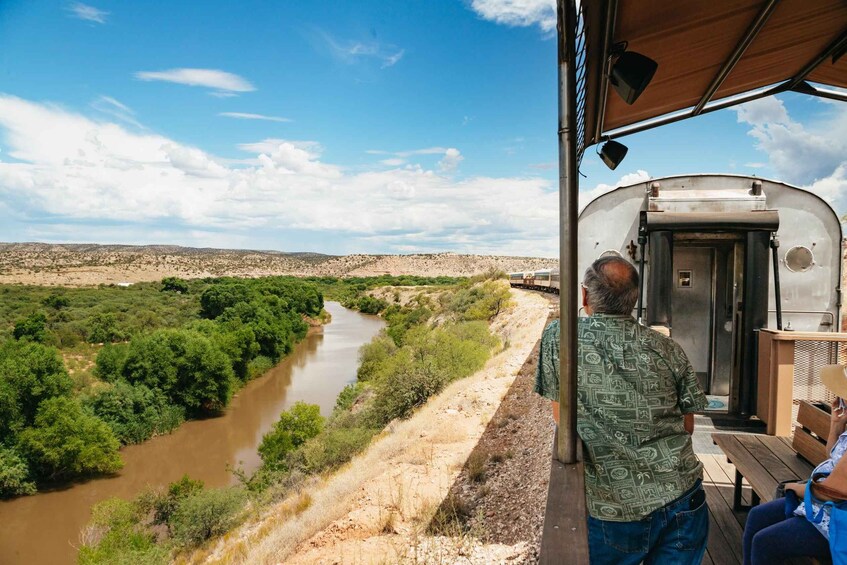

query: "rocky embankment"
xmin=0 ymin=243 xmax=554 ymax=286
xmin=195 ymin=289 xmax=556 ymax=564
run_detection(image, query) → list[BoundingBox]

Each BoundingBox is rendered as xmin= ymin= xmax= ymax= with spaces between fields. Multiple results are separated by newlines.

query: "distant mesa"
xmin=0 ymin=242 xmax=556 ymax=287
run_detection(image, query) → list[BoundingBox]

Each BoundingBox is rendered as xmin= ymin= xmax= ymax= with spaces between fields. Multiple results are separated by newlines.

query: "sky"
xmin=0 ymin=1 xmax=844 ymax=257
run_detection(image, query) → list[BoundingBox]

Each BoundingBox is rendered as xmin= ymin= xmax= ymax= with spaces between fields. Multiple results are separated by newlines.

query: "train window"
xmin=785 ymin=245 xmax=815 ymax=273
xmin=599 ymin=249 xmax=622 ymax=258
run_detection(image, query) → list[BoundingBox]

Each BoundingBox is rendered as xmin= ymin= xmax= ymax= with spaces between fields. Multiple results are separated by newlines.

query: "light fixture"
xmin=599 ymin=139 xmax=628 ymax=170
xmin=609 ymin=43 xmax=658 ymax=105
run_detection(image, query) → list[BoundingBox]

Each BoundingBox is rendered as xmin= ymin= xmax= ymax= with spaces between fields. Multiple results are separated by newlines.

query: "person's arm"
xmin=551 ymin=400 xmax=560 ymax=425
xmin=684 ymin=413 xmax=694 ymax=435
xmin=826 ymin=397 xmax=847 ymax=453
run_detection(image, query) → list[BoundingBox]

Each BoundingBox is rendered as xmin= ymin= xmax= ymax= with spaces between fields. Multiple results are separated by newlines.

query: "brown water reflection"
xmin=0 ymin=302 xmax=383 ymax=565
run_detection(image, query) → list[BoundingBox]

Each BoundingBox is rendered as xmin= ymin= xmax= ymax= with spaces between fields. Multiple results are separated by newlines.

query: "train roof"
xmin=579 ymin=0 xmax=847 ymax=151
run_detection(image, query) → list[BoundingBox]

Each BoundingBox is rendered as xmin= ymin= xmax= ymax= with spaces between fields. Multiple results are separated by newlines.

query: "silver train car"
xmin=579 ymin=174 xmax=842 ymax=417
xmin=511 ymin=174 xmax=842 ymax=417
xmin=509 ymin=268 xmax=560 ymax=292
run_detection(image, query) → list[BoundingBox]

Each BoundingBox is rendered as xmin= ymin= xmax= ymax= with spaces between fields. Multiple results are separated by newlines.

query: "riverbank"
xmin=198 ymin=288 xmax=553 ymax=564
xmin=0 ymin=303 xmax=383 ymax=565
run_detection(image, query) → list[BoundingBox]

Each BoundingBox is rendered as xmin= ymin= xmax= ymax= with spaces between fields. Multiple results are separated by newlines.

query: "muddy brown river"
xmin=0 ymin=302 xmax=383 ymax=565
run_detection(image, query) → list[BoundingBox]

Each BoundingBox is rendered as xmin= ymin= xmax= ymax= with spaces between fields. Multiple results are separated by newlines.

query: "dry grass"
xmin=197 ymin=289 xmax=551 ymax=565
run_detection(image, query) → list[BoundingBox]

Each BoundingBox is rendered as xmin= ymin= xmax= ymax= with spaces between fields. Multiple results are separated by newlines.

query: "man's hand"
xmin=551 ymin=401 xmax=560 ymax=425
xmin=684 ymin=413 xmax=694 ymax=435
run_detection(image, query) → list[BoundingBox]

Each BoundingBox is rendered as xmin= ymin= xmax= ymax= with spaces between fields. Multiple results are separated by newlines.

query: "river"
xmin=0 ymin=302 xmax=384 ymax=565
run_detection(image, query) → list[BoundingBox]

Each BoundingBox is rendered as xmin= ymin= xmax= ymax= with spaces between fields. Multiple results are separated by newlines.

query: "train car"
xmin=579 ymin=174 xmax=843 ymax=416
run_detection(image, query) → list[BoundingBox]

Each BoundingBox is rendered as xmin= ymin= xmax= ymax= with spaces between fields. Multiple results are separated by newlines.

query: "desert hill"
xmin=0 ymin=243 xmax=555 ymax=286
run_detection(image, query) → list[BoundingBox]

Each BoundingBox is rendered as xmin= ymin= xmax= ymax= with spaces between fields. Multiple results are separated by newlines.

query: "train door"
xmin=670 ymin=244 xmax=738 ymax=412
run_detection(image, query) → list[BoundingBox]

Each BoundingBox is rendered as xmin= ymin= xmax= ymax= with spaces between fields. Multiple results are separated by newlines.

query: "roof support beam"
xmin=692 ymin=0 xmax=781 ymax=116
xmin=591 ymin=0 xmax=618 ymax=141
xmin=783 ymin=28 xmax=847 ymax=91
xmin=792 ymin=81 xmax=847 ymax=104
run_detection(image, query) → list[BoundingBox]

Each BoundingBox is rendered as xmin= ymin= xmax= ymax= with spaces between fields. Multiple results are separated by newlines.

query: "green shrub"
xmin=13 ymin=311 xmax=47 ymax=342
xmin=0 ymin=446 xmax=36 ymax=497
xmin=334 ymin=382 xmax=365 ymax=413
xmin=153 ymin=474 xmax=205 ymax=525
xmin=356 ymin=295 xmax=388 ymax=315
xmin=0 ymin=339 xmax=73 ymax=437
xmin=83 ymin=382 xmax=185 ymax=444
xmin=94 ymin=343 xmax=130 ymax=382
xmin=78 ymin=497 xmax=167 ymax=565
xmin=86 ymin=313 xmax=126 ymax=344
xmin=42 ymin=293 xmax=70 ymax=310
xmin=17 ymin=396 xmax=123 ymax=481
xmin=258 ymin=402 xmax=324 ymax=471
xmin=356 ymin=336 xmax=396 ymax=382
xmin=160 ymin=277 xmax=189 ymax=293
xmin=294 ymin=426 xmax=376 ymax=474
xmin=370 ymin=360 xmax=448 ymax=425
xmin=169 ymin=487 xmax=247 ymax=548
xmin=121 ymin=329 xmax=235 ymax=414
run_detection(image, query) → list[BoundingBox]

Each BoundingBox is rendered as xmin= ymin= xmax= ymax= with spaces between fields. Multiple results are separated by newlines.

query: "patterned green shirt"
xmin=535 ymin=315 xmax=707 ymax=522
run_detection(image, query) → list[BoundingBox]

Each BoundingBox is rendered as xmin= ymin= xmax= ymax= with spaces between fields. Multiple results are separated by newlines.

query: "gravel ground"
xmin=438 ymin=313 xmax=556 ymax=564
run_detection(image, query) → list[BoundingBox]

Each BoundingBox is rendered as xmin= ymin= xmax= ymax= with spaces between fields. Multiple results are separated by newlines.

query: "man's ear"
xmin=581 ymin=286 xmax=589 ymax=308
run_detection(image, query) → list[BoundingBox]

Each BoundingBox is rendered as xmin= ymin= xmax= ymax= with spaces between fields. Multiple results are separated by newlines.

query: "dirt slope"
xmin=197 ymin=289 xmax=555 ymax=564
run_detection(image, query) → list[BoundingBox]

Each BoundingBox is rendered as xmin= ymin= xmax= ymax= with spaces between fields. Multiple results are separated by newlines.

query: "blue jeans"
xmin=587 ymin=480 xmax=708 ymax=565
xmin=742 ymin=496 xmax=830 ymax=565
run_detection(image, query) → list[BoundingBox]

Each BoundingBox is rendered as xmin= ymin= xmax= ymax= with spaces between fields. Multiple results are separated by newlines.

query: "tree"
xmin=161 ymin=277 xmax=190 ymax=293
xmin=121 ymin=329 xmax=235 ymax=413
xmin=94 ymin=343 xmax=130 ymax=382
xmin=0 ymin=446 xmax=36 ymax=497
xmin=0 ymin=340 xmax=73 ymax=437
xmin=42 ymin=293 xmax=70 ymax=310
xmin=87 ymin=313 xmax=125 ymax=344
xmin=17 ymin=396 xmax=123 ymax=481
xmin=258 ymin=402 xmax=324 ymax=471
xmin=13 ymin=312 xmax=47 ymax=342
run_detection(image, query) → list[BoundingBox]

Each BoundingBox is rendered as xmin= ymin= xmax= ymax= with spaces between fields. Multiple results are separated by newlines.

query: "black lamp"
xmin=609 ymin=47 xmax=658 ymax=105
xmin=599 ymin=139 xmax=628 ymax=170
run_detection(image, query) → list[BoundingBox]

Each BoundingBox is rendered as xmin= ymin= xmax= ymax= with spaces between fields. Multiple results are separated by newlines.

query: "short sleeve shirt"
xmin=535 ymin=315 xmax=708 ymax=521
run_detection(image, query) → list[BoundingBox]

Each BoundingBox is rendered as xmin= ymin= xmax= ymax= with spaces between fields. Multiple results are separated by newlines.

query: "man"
xmin=535 ymin=256 xmax=709 ymax=565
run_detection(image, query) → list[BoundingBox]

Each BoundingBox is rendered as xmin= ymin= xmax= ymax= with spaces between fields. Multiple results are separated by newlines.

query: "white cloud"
xmin=68 ymin=3 xmax=108 ymax=24
xmin=438 ymin=148 xmax=464 ymax=172
xmin=470 ymin=0 xmax=556 ymax=33
xmin=317 ymin=31 xmax=405 ymax=69
xmin=0 ymin=95 xmax=559 ymax=255
xmin=744 ymin=162 xmax=766 ymax=169
xmin=367 ymin=146 xmax=463 ymax=172
xmin=735 ymin=96 xmax=847 ymax=214
xmin=219 ymin=112 xmax=291 ymax=123
xmin=91 ymin=96 xmax=143 ymax=129
xmin=736 ymin=97 xmax=847 ymax=179
xmin=579 ymin=170 xmax=651 ymax=211
xmin=135 ymin=69 xmax=255 ymax=95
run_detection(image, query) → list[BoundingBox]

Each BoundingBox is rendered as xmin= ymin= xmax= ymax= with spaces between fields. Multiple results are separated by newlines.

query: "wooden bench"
xmin=712 ymin=400 xmax=829 ymax=512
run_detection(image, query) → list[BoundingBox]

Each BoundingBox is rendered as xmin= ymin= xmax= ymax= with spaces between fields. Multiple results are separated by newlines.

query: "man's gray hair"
xmin=583 ymin=256 xmax=639 ymax=315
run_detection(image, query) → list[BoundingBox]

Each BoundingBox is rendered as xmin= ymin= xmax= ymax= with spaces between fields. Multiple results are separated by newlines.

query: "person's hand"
xmin=831 ymin=398 xmax=847 ymax=433
xmin=785 ymin=482 xmax=807 ymax=497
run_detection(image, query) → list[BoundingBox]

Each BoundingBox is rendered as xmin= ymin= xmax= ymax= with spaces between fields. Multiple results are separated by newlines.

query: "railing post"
xmin=556 ymin=0 xmax=579 ymax=466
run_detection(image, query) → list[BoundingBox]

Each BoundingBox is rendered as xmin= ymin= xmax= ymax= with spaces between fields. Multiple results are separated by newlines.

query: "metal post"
xmin=556 ymin=0 xmax=579 ymax=464
xmin=771 ymin=235 xmax=783 ymax=330
xmin=637 ymin=216 xmax=647 ymax=323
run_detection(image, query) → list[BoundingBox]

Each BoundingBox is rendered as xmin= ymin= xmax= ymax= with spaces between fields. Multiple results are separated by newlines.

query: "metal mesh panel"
xmin=574 ymin=4 xmax=588 ymax=166
xmin=791 ymin=340 xmax=842 ymax=426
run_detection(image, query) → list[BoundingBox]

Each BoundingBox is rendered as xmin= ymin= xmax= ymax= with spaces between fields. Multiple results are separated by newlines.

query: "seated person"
xmin=743 ymin=384 xmax=847 ymax=565
xmin=535 ymin=256 xmax=708 ymax=565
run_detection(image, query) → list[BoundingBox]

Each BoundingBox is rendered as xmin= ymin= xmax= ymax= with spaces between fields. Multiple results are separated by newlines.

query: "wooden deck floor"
xmin=700 ymin=453 xmax=750 ymax=565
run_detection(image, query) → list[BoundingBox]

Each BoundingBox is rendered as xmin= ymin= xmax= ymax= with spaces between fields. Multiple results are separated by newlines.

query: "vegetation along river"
xmin=0 ymin=302 xmax=384 ymax=565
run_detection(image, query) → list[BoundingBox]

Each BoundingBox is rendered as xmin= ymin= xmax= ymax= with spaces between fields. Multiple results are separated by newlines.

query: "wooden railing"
xmin=757 ymin=329 xmax=847 ymax=435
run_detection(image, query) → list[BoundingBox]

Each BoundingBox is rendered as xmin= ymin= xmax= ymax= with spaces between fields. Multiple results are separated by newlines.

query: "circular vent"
xmin=785 ymin=245 xmax=815 ymax=273
xmin=599 ymin=249 xmax=622 ymax=258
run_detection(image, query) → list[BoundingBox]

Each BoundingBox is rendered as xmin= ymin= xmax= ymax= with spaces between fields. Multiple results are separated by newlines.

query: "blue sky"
xmin=0 ymin=1 xmax=844 ymax=256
